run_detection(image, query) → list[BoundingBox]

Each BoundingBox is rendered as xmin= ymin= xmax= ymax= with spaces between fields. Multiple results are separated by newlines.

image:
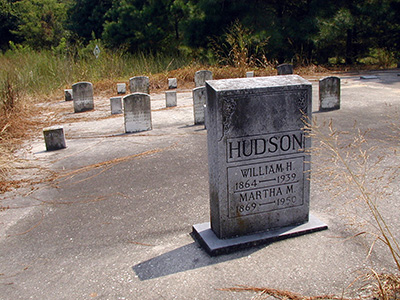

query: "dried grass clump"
xmin=219 ymin=285 xmax=350 ymax=300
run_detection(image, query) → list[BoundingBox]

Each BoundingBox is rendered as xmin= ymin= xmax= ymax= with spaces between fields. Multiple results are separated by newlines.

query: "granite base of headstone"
xmin=43 ymin=126 xmax=66 ymax=151
xmin=168 ymin=78 xmax=177 ymax=89
xmin=117 ymin=83 xmax=126 ymax=94
xmin=64 ymin=89 xmax=73 ymax=101
xmin=246 ymin=71 xmax=254 ymax=78
xmin=277 ymin=63 xmax=294 ymax=75
xmin=192 ymin=75 xmax=327 ymax=255
xmin=123 ymin=93 xmax=152 ymax=133
xmin=129 ymin=76 xmax=150 ymax=94
xmin=195 ymin=70 xmax=213 ymax=87
xmin=360 ymin=75 xmax=378 ymax=80
xmin=72 ymin=82 xmax=94 ymax=113
xmin=110 ymin=96 xmax=123 ymax=114
xmin=193 ymin=86 xmax=206 ymax=125
xmin=165 ymin=91 xmax=177 ymax=107
xmin=319 ymin=76 xmax=340 ymax=111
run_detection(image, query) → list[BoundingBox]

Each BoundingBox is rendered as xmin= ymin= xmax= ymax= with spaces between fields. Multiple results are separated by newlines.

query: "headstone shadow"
xmin=132 ymin=241 xmax=261 ymax=281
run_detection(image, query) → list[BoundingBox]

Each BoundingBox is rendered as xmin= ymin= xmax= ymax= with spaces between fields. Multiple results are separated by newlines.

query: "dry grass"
xmin=219 ymin=285 xmax=351 ymax=300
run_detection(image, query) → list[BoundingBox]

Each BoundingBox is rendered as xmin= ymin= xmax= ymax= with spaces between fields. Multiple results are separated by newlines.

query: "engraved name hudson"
xmin=226 ymin=131 xmax=305 ymax=162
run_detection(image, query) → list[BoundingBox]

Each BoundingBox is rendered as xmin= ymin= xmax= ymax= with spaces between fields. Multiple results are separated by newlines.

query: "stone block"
xmin=117 ymin=83 xmax=126 ymax=94
xmin=193 ymin=87 xmax=206 ymax=125
xmin=192 ymin=75 xmax=327 ymax=254
xmin=123 ymin=93 xmax=152 ymax=133
xmin=195 ymin=70 xmax=213 ymax=87
xmin=319 ymin=76 xmax=340 ymax=111
xmin=168 ymin=78 xmax=177 ymax=89
xmin=64 ymin=89 xmax=73 ymax=101
xmin=72 ymin=82 xmax=94 ymax=113
xmin=43 ymin=126 xmax=66 ymax=151
xmin=246 ymin=71 xmax=254 ymax=78
xmin=165 ymin=91 xmax=177 ymax=107
xmin=129 ymin=76 xmax=150 ymax=94
xmin=277 ymin=64 xmax=293 ymax=75
xmin=110 ymin=96 xmax=122 ymax=114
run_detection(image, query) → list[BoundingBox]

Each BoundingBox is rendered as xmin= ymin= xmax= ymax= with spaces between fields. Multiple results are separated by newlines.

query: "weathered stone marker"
xmin=277 ymin=63 xmax=293 ymax=75
xmin=72 ymin=82 xmax=94 ymax=113
xmin=123 ymin=93 xmax=152 ymax=133
xmin=165 ymin=91 xmax=177 ymax=107
xmin=64 ymin=89 xmax=73 ymax=101
xmin=192 ymin=75 xmax=327 ymax=255
xmin=319 ymin=76 xmax=340 ymax=111
xmin=246 ymin=71 xmax=254 ymax=78
xmin=43 ymin=126 xmax=66 ymax=151
xmin=168 ymin=78 xmax=177 ymax=89
xmin=110 ymin=96 xmax=123 ymax=114
xmin=193 ymin=87 xmax=206 ymax=125
xmin=195 ymin=70 xmax=213 ymax=87
xmin=117 ymin=83 xmax=126 ymax=94
xmin=129 ymin=76 xmax=150 ymax=94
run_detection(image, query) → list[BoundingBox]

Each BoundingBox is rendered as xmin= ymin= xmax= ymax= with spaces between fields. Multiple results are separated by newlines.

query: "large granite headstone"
xmin=193 ymin=87 xmax=206 ymax=125
xmin=277 ymin=64 xmax=294 ymax=75
xmin=319 ymin=76 xmax=340 ymax=111
xmin=123 ymin=93 xmax=152 ymax=133
xmin=192 ymin=75 xmax=327 ymax=255
xmin=72 ymin=82 xmax=94 ymax=113
xmin=195 ymin=70 xmax=213 ymax=87
xmin=129 ymin=76 xmax=150 ymax=94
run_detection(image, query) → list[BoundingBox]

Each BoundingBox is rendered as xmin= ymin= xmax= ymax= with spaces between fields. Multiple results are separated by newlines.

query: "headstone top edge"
xmin=72 ymin=81 xmax=92 ymax=86
xmin=43 ymin=125 xmax=64 ymax=131
xmin=319 ymin=76 xmax=340 ymax=81
xmin=130 ymin=76 xmax=149 ymax=79
xmin=123 ymin=92 xmax=150 ymax=98
xmin=193 ymin=86 xmax=206 ymax=91
xmin=206 ymin=75 xmax=311 ymax=92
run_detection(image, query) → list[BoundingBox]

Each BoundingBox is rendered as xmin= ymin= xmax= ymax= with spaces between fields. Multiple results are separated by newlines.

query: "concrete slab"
xmin=1 ymin=70 xmax=400 ymax=299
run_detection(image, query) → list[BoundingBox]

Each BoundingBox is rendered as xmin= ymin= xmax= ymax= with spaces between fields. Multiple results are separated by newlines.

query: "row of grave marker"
xmin=45 ymin=74 xmax=331 ymax=256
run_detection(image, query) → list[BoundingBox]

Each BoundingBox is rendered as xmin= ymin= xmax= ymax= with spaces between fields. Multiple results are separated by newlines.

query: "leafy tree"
xmin=0 ymin=0 xmax=18 ymax=50
xmin=102 ymin=0 xmax=182 ymax=52
xmin=66 ymin=0 xmax=113 ymax=42
xmin=11 ymin=0 xmax=67 ymax=49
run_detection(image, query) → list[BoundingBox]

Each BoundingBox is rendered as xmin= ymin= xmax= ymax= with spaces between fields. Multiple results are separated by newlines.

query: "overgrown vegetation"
xmin=1 ymin=0 xmax=400 ymax=65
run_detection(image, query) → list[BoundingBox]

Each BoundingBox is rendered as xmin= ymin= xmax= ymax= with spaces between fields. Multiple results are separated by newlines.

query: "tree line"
xmin=1 ymin=0 xmax=399 ymax=66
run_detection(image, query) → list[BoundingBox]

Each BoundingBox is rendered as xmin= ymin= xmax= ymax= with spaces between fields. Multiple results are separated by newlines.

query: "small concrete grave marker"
xmin=43 ymin=126 xmax=66 ymax=151
xmin=277 ymin=63 xmax=294 ymax=75
xmin=319 ymin=76 xmax=340 ymax=111
xmin=195 ymin=70 xmax=213 ymax=87
xmin=110 ymin=96 xmax=122 ymax=114
xmin=246 ymin=71 xmax=254 ymax=78
xmin=165 ymin=91 xmax=177 ymax=107
xmin=64 ymin=89 xmax=73 ymax=101
xmin=72 ymin=82 xmax=94 ymax=113
xmin=129 ymin=76 xmax=150 ymax=94
xmin=193 ymin=87 xmax=206 ymax=125
xmin=117 ymin=83 xmax=126 ymax=94
xmin=192 ymin=75 xmax=327 ymax=255
xmin=168 ymin=78 xmax=177 ymax=89
xmin=360 ymin=75 xmax=378 ymax=80
xmin=123 ymin=93 xmax=152 ymax=133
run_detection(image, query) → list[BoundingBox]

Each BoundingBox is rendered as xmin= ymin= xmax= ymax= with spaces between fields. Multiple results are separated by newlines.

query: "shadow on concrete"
xmin=132 ymin=242 xmax=260 ymax=281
